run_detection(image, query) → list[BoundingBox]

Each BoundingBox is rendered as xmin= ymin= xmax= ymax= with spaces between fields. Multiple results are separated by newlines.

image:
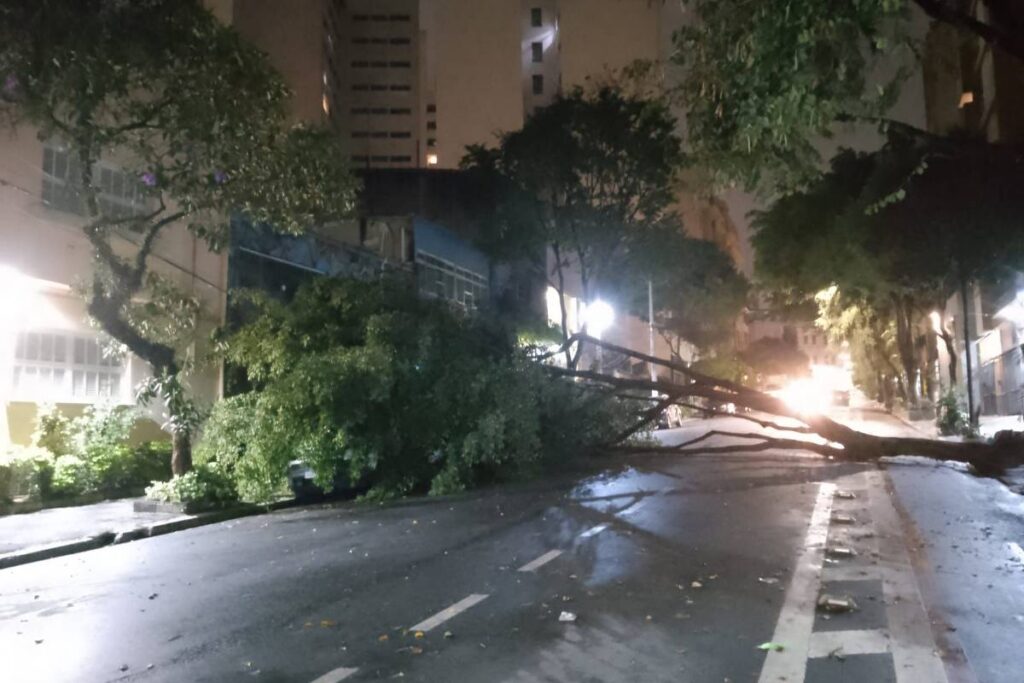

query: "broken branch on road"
xmin=546 ymin=334 xmax=1024 ymax=477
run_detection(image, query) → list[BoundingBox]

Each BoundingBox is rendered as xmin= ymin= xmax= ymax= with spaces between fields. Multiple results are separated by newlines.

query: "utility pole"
xmin=961 ymin=276 xmax=977 ymax=427
xmin=648 ymin=279 xmax=657 ymax=387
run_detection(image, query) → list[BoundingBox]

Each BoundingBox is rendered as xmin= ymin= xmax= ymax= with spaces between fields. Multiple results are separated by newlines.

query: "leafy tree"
xmin=674 ymin=0 xmax=1024 ymax=192
xmin=753 ymin=133 xmax=1024 ymax=405
xmin=612 ymin=224 xmax=749 ymax=360
xmin=204 ymin=278 xmax=633 ymax=500
xmin=464 ymin=87 xmax=685 ymax=365
xmin=0 ymin=0 xmax=358 ymax=473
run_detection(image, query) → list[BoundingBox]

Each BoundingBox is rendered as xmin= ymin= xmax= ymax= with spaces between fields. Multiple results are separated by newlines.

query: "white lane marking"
xmin=757 ymin=482 xmax=836 ymax=683
xmin=310 ymin=666 xmax=358 ymax=683
xmin=868 ymin=470 xmax=949 ymax=683
xmin=579 ymin=524 xmax=608 ymax=538
xmin=518 ymin=549 xmax=563 ymax=572
xmin=1008 ymin=541 xmax=1024 ymax=564
xmin=409 ymin=593 xmax=489 ymax=633
xmin=808 ymin=629 xmax=891 ymax=658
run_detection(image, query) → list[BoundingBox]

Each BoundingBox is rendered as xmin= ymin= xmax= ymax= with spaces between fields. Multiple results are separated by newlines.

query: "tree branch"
xmin=913 ymin=0 xmax=1024 ymax=63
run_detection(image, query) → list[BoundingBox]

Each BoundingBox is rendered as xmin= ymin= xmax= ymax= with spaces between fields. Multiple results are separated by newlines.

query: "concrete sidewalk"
xmin=0 ymin=498 xmax=280 ymax=569
xmin=0 ymin=499 xmax=181 ymax=556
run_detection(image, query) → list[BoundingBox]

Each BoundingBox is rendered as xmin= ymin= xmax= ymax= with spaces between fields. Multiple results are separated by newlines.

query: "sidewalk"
xmin=0 ymin=498 xmax=280 ymax=569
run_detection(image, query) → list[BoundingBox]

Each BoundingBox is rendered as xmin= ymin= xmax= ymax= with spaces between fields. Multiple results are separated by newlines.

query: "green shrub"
xmin=145 ymin=462 xmax=238 ymax=508
xmin=50 ymin=454 xmax=96 ymax=498
xmin=205 ymin=278 xmax=634 ymax=501
xmin=32 ymin=404 xmax=73 ymax=457
xmin=0 ymin=446 xmax=55 ymax=501
xmin=28 ymin=405 xmax=172 ymax=499
xmin=936 ymin=391 xmax=971 ymax=437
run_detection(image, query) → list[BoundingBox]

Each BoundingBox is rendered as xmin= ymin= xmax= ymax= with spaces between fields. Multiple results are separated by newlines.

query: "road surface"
xmin=1 ymin=410 xmax=1021 ymax=682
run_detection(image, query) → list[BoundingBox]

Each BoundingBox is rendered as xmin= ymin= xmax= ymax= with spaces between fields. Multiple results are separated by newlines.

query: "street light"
xmin=584 ymin=299 xmax=614 ymax=338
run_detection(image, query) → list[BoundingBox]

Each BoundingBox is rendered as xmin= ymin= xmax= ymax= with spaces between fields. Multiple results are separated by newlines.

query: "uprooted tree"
xmin=556 ymin=335 xmax=1024 ymax=478
xmin=0 ymin=0 xmax=359 ymax=474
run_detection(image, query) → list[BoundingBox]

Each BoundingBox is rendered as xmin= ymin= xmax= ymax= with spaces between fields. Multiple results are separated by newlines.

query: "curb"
xmin=0 ymin=501 xmax=294 ymax=571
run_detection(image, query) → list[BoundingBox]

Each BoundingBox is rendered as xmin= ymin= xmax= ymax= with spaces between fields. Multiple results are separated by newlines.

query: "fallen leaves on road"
xmin=320 ymin=619 xmax=336 ymax=628
xmin=413 ymin=631 xmax=425 ymax=639
xmin=378 ymin=634 xmax=390 ymax=642
xmin=757 ymin=642 xmax=785 ymax=652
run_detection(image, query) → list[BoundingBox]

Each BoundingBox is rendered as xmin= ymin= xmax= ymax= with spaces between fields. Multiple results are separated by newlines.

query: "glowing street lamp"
xmin=583 ymin=299 xmax=614 ymax=338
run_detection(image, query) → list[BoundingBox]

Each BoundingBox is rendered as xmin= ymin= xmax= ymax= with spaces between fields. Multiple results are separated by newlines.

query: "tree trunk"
xmin=172 ymin=429 xmax=193 ymax=476
xmin=938 ymin=329 xmax=958 ymax=385
xmin=556 ymin=334 xmax=1024 ymax=478
xmin=893 ymin=295 xmax=920 ymax=407
xmin=551 ymin=242 xmax=573 ymax=368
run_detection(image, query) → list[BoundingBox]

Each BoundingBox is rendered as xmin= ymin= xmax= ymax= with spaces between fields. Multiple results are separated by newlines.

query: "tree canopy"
xmin=0 ymin=0 xmax=359 ymax=472
xmin=674 ymin=0 xmax=1024 ymax=193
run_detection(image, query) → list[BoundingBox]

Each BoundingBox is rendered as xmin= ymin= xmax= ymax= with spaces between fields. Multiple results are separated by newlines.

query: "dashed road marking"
xmin=518 ymin=549 xmax=563 ymax=572
xmin=579 ymin=524 xmax=608 ymax=538
xmin=310 ymin=666 xmax=358 ymax=683
xmin=808 ymin=628 xmax=891 ymax=658
xmin=758 ymin=482 xmax=836 ymax=683
xmin=409 ymin=593 xmax=489 ymax=633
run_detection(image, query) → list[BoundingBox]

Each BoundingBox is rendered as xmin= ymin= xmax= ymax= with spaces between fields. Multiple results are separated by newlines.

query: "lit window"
xmin=426 ymin=153 xmax=439 ymax=166
xmin=530 ymin=7 xmax=542 ymax=27
xmin=11 ymin=331 xmax=126 ymax=402
xmin=959 ymin=90 xmax=975 ymax=108
xmin=532 ymin=74 xmax=544 ymax=95
xmin=532 ymin=41 xmax=543 ymax=63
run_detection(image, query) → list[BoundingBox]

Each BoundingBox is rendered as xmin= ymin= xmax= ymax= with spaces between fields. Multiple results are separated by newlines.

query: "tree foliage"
xmin=674 ymin=0 xmax=1024 ymax=192
xmin=0 ymin=0 xmax=359 ymax=472
xmin=202 ymin=278 xmax=634 ymax=501
xmin=464 ymin=87 xmax=685 ymax=361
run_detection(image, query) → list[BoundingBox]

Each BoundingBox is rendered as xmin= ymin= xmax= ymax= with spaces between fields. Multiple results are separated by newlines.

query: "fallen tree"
xmin=554 ymin=335 xmax=1024 ymax=478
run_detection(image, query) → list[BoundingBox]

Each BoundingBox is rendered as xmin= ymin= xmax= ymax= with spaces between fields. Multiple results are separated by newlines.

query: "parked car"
xmin=287 ymin=460 xmax=366 ymax=500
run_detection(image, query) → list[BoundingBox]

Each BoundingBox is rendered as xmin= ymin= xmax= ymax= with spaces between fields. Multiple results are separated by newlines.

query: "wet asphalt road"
xmin=1 ymin=412 xmax=1021 ymax=683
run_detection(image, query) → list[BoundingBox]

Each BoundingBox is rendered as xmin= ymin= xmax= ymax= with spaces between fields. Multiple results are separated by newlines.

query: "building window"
xmin=42 ymin=142 xmax=149 ymax=218
xmin=426 ymin=104 xmax=436 ymax=113
xmin=426 ymin=121 xmax=437 ymax=130
xmin=390 ymin=37 xmax=411 ymax=45
xmin=530 ymin=7 xmax=542 ymax=27
xmin=352 ymin=131 xmax=369 ymax=138
xmin=389 ymin=14 xmax=411 ymax=21
xmin=389 ymin=61 xmax=412 ymax=68
xmin=390 ymin=84 xmax=411 ymax=92
xmin=532 ymin=41 xmax=543 ymax=63
xmin=371 ymin=155 xmax=389 ymax=162
xmin=427 ymin=138 xmax=436 ymax=147
xmin=12 ymin=331 xmax=126 ymax=402
xmin=426 ymin=153 xmax=439 ymax=166
xmin=371 ymin=14 xmax=387 ymax=21
xmin=532 ymin=74 xmax=544 ymax=95
xmin=390 ymin=107 xmax=412 ymax=115
xmin=371 ymin=131 xmax=388 ymax=138
xmin=390 ymin=131 xmax=412 ymax=138
xmin=390 ymin=155 xmax=412 ymax=162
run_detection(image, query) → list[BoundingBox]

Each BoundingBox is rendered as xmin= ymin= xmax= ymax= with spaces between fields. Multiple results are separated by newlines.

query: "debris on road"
xmin=836 ymin=491 xmax=857 ymax=499
xmin=691 ymin=580 xmax=703 ymax=588
xmin=378 ymin=634 xmax=390 ymax=642
xmin=832 ymin=514 xmax=856 ymax=525
xmin=413 ymin=630 xmax=425 ymax=639
xmin=826 ymin=545 xmax=857 ymax=558
xmin=817 ymin=595 xmax=858 ymax=612
xmin=558 ymin=611 xmax=577 ymax=623
xmin=757 ymin=577 xmax=779 ymax=585
xmin=443 ymin=630 xmax=454 ymax=639
xmin=757 ymin=642 xmax=785 ymax=652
